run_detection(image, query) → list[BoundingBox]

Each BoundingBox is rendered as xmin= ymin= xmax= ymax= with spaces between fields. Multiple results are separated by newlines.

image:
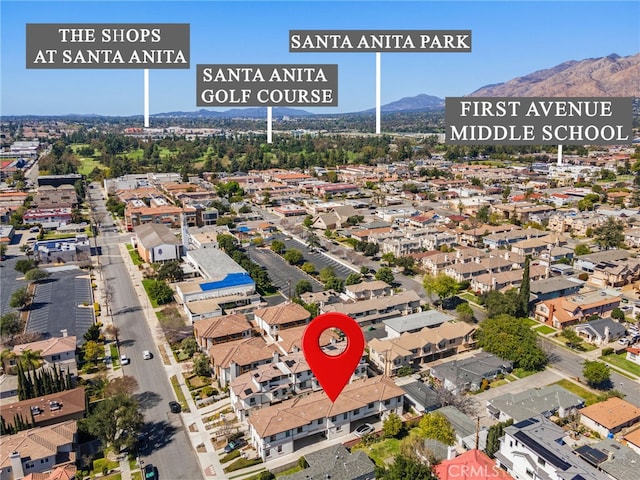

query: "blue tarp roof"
xmin=199 ymin=272 xmax=254 ymax=292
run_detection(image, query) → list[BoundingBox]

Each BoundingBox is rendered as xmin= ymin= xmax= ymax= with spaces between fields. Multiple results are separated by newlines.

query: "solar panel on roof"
xmin=513 ymin=418 xmax=538 ymax=429
xmin=575 ymin=445 xmax=608 ymax=465
xmin=513 ymin=431 xmax=571 ymax=471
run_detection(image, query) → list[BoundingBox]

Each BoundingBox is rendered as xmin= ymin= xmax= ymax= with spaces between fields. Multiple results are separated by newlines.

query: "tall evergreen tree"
xmin=518 ymin=256 xmax=531 ymax=317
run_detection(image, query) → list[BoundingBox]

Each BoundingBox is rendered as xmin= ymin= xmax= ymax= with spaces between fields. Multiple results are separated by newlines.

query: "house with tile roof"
xmin=193 ymin=313 xmax=253 ymax=351
xmin=253 ymin=303 xmax=310 ymax=340
xmin=23 ymin=464 xmax=77 ymax=480
xmin=1 ymin=388 xmax=85 ymax=431
xmin=208 ymin=336 xmax=280 ymax=387
xmin=247 ymin=376 xmax=403 ymax=461
xmin=344 ymin=280 xmax=391 ymax=301
xmin=321 ymin=290 xmax=421 ymax=326
xmin=368 ymin=322 xmax=476 ymax=376
xmin=229 ymin=348 xmax=367 ymax=421
xmin=534 ymin=290 xmax=621 ymax=329
xmin=579 ymin=397 xmax=640 ymax=438
xmin=11 ymin=337 xmax=77 ymax=366
xmin=434 ymin=449 xmax=515 ymax=480
xmin=0 ymin=420 xmax=77 ymax=480
xmin=624 ymin=426 xmax=640 ymax=455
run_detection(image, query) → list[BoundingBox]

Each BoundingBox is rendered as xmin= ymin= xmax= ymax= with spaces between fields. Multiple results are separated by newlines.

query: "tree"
xmin=216 ymin=234 xmax=238 ymax=252
xmin=381 ymin=252 xmax=396 ymax=266
xmin=485 ymin=419 xmax=513 ymax=458
xmin=148 ymin=279 xmax=174 ymax=305
xmin=476 ymin=205 xmax=490 ymax=224
xmin=518 ymin=256 xmax=531 ymax=318
xmin=455 ymin=302 xmax=475 ymax=323
xmin=302 ymin=215 xmax=313 ymax=229
xmin=611 ymin=308 xmax=625 ymax=321
xmin=418 ymin=411 xmax=456 ymax=445
xmin=284 ymin=249 xmax=304 ymax=265
xmin=318 ymin=267 xmax=336 ymax=283
xmin=378 ymin=455 xmax=436 ymax=480
xmin=294 ymin=280 xmax=313 ymax=297
xmin=9 ymin=287 xmax=33 ymax=310
xmin=193 ymin=353 xmax=211 ymax=377
xmin=562 ymin=328 xmax=582 ymax=349
xmin=306 ymin=232 xmax=320 ymax=251
xmin=422 ymin=273 xmax=459 ymax=306
xmin=375 ymin=267 xmax=394 ymax=285
xmin=345 ymin=273 xmax=362 ymax=285
xmin=395 ymin=256 xmax=415 ymax=274
xmin=83 ymin=323 xmax=101 ymax=342
xmin=482 ymin=289 xmax=521 ymax=318
xmin=1 ymin=312 xmax=22 ymax=337
xmin=0 ymin=243 xmax=7 ymax=259
xmin=382 ymin=412 xmax=403 ymax=439
xmin=583 ymin=360 xmax=610 ymax=389
xmin=593 ymin=217 xmax=625 ymax=250
xmin=81 ymin=393 xmax=144 ymax=451
xmin=476 ymin=314 xmax=547 ymax=371
xmin=156 ymin=261 xmax=185 ymax=282
xmin=17 ymin=349 xmax=42 ymax=369
xmin=324 ymin=277 xmax=344 ymax=293
xmin=271 ymin=240 xmax=286 ymax=254
xmin=301 ymin=262 xmax=316 ymax=274
xmin=15 ymin=259 xmax=37 ymax=274
xmin=574 ymin=244 xmax=592 ymax=256
xmin=180 ymin=337 xmax=199 ymax=358
xmin=104 ymin=376 xmax=139 ymax=396
xmin=24 ymin=268 xmax=50 ymax=283
xmin=83 ymin=340 xmax=103 ymax=363
xmin=104 ymin=324 xmax=120 ymax=343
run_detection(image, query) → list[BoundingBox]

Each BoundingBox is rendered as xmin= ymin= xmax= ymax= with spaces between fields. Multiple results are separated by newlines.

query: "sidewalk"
xmin=114 ymin=242 xmax=229 ymax=479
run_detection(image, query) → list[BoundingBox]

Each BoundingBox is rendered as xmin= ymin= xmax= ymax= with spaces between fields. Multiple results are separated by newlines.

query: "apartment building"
xmin=368 ymin=322 xmax=476 ymax=376
xmin=534 ymin=290 xmax=621 ymax=329
xmin=247 ymin=376 xmax=404 ymax=461
xmin=321 ymin=290 xmax=421 ymax=326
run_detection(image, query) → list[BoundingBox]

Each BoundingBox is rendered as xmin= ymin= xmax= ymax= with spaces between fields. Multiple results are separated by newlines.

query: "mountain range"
xmin=153 ymin=53 xmax=638 ymax=118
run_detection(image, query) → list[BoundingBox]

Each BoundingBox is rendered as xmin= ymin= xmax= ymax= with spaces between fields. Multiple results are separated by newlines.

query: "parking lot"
xmin=247 ymin=246 xmax=323 ymax=297
xmin=281 ymin=237 xmax=357 ymax=281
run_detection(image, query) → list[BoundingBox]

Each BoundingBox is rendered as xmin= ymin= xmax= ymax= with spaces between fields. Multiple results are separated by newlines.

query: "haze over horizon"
xmin=1 ymin=1 xmax=638 ymax=116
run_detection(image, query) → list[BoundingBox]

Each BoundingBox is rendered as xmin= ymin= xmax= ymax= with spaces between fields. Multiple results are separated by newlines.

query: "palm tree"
xmin=1 ymin=349 xmax=18 ymax=375
xmin=306 ymin=232 xmax=320 ymax=252
xmin=18 ymin=349 xmax=42 ymax=369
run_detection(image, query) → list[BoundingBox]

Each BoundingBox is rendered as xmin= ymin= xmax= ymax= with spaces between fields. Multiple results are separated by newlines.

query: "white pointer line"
xmin=376 ymin=52 xmax=381 ymax=135
xmin=144 ymin=69 xmax=150 ymax=128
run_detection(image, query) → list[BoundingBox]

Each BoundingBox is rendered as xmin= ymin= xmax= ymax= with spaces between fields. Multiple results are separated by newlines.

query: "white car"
xmin=353 ymin=423 xmax=375 ymax=437
xmin=143 ymin=350 xmax=152 ymax=360
xmin=120 ymin=354 xmax=130 ymax=365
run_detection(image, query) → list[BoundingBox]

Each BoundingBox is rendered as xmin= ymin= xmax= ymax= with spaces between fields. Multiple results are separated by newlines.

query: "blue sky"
xmin=2 ymin=0 xmax=639 ymax=116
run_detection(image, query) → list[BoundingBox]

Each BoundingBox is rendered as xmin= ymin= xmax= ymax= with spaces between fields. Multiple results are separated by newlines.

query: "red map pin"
xmin=302 ymin=312 xmax=365 ymax=402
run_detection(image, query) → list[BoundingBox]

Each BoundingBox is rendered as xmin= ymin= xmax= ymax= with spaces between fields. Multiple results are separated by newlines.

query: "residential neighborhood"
xmin=2 ymin=113 xmax=640 ymax=480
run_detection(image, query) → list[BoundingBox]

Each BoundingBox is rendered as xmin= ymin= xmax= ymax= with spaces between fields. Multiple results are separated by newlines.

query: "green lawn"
xmin=600 ymin=353 xmax=640 ymax=377
xmin=110 ymin=344 xmax=120 ymax=367
xmin=521 ymin=318 xmax=537 ymax=328
xmin=512 ymin=367 xmax=538 ymax=379
xmin=170 ymin=375 xmax=190 ymax=413
xmin=276 ymin=465 xmax=303 ymax=477
xmin=534 ymin=325 xmax=556 ymax=335
xmin=78 ymin=157 xmax=108 ymax=176
xmin=551 ymin=379 xmax=600 ymax=405
xmin=555 ymin=335 xmax=597 ymax=352
xmin=353 ymin=437 xmax=401 ymax=467
xmin=458 ymin=292 xmax=481 ymax=304
xmin=126 ymin=244 xmax=144 ymax=266
xmin=141 ymin=279 xmax=160 ymax=308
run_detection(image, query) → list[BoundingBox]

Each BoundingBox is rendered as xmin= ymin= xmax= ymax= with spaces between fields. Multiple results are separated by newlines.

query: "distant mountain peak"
xmin=469 ymin=52 xmax=640 ymax=97
xmin=362 ymin=93 xmax=444 ymax=113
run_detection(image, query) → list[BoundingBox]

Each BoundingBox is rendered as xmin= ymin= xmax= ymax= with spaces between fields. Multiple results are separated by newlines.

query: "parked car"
xmin=120 ymin=354 xmax=130 ymax=365
xmin=223 ymin=438 xmax=247 ymax=453
xmin=353 ymin=423 xmax=375 ymax=437
xmin=142 ymin=350 xmax=152 ymax=360
xmin=169 ymin=401 xmax=181 ymax=413
xmin=617 ymin=337 xmax=630 ymax=346
xmin=143 ymin=464 xmax=156 ymax=480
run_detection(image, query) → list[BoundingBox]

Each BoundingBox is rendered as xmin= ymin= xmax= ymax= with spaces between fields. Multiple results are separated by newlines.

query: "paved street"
xmin=91 ymin=186 xmax=204 ymax=480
